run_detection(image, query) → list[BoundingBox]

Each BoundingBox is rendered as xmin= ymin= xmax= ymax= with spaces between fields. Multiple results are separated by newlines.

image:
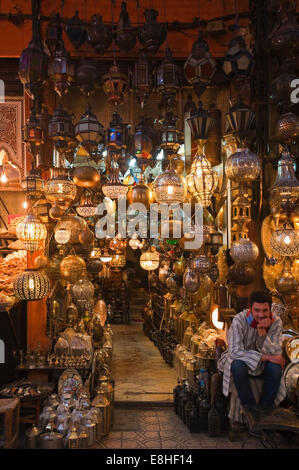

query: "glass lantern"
xmin=222 ymin=35 xmax=253 ymax=79
xmin=184 ymin=31 xmax=216 ymax=91
xmin=75 ymin=104 xmax=105 ymax=156
xmin=156 ymin=47 xmax=181 ymax=96
xmin=102 ymin=166 xmax=128 ymax=200
xmin=16 ymin=214 xmax=47 ymax=251
xmin=103 ymin=61 xmax=128 ymax=107
xmin=153 ymin=169 xmax=187 ymax=204
xmin=110 ymin=252 xmax=126 ymax=269
xmin=186 ymin=153 xmax=218 ymax=207
xmin=132 ymin=52 xmax=153 ymax=108
xmin=271 ymin=147 xmax=299 ymax=206
xmin=107 ymin=112 xmax=129 ymax=154
xmin=48 ymin=39 xmax=75 ymax=97
xmin=45 ymin=172 xmax=77 ymax=208
xmin=22 ymin=163 xmax=44 ymax=200
xmin=48 ymin=103 xmax=74 ymax=154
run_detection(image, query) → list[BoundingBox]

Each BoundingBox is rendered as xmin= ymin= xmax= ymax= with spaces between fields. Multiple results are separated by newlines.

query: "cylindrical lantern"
xmin=13 ymin=269 xmax=50 ymax=300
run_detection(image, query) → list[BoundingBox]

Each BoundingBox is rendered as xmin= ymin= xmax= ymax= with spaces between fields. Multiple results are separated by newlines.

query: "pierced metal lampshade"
xmin=76 ymin=189 xmax=97 ymax=217
xmin=140 ymin=248 xmax=160 ymax=271
xmin=153 ymin=169 xmax=187 ymax=204
xmin=110 ymin=252 xmax=126 ymax=269
xmin=59 ymin=255 xmax=86 ymax=283
xmin=109 ymin=234 xmax=127 ymax=252
xmin=21 ymin=163 xmax=44 ymax=199
xmin=186 ymin=153 xmax=218 ymax=207
xmin=75 ymin=104 xmax=105 ymax=156
xmin=54 ymin=227 xmax=70 ymax=245
xmin=225 ymin=148 xmax=261 ymax=184
xmin=184 ymin=31 xmax=216 ymax=94
xmin=72 ymin=278 xmax=95 ymax=301
xmin=271 ymin=227 xmax=299 ymax=257
xmin=16 ymin=214 xmax=47 ymax=251
xmin=13 ymin=269 xmax=50 ymax=301
xmin=45 ymin=172 xmax=77 ymax=208
xmin=102 ymin=167 xmax=128 ymax=200
xmin=186 ymin=101 xmax=214 ymax=141
xmin=271 ymin=147 xmax=299 ymax=206
xmin=230 ymin=238 xmax=259 ymax=264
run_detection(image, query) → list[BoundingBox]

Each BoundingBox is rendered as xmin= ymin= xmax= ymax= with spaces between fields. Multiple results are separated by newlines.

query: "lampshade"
xmin=13 ymin=269 xmax=50 ymax=301
xmin=225 ymin=98 xmax=255 ymax=142
xmin=153 ymin=169 xmax=187 ymax=204
xmin=110 ymin=252 xmax=126 ymax=268
xmin=16 ymin=214 xmax=47 ymax=251
xmin=59 ymin=255 xmax=86 ymax=283
xmin=225 ymin=148 xmax=261 ymax=184
xmin=21 ymin=163 xmax=44 ymax=199
xmin=132 ymin=52 xmax=153 ymax=108
xmin=48 ymin=103 xmax=74 ymax=154
xmin=76 ymin=190 xmax=97 ymax=217
xmin=54 ymin=227 xmax=71 ymax=244
xmin=48 ymin=38 xmax=75 ymax=97
xmin=222 ymin=35 xmax=253 ymax=79
xmin=186 ymin=153 xmax=218 ymax=207
xmin=140 ymin=248 xmax=160 ymax=271
xmin=186 ymin=101 xmax=214 ymax=141
xmin=75 ymin=104 xmax=105 ymax=156
xmin=230 ymin=238 xmax=259 ymax=264
xmin=45 ymin=173 xmax=77 ymax=208
xmin=271 ymin=147 xmax=299 ymax=206
xmin=270 ymin=227 xmax=299 ymax=257
xmin=102 ymin=167 xmax=128 ymax=200
xmin=100 ymin=249 xmax=112 ymax=263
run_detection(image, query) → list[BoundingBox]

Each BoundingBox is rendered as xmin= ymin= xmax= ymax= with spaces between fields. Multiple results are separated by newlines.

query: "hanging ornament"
xmin=132 ymin=51 xmax=153 ymax=109
xmin=184 ymin=30 xmax=216 ymax=98
xmin=87 ymin=14 xmax=113 ymax=54
xmin=74 ymin=104 xmax=105 ymax=158
xmin=48 ymin=38 xmax=75 ymax=97
xmin=138 ymin=9 xmax=167 ymax=56
xmin=103 ymin=61 xmax=128 ymax=107
xmin=65 ymin=10 xmax=87 ymax=49
xmin=153 ymin=169 xmax=187 ymax=204
xmin=115 ymin=2 xmax=136 ymax=51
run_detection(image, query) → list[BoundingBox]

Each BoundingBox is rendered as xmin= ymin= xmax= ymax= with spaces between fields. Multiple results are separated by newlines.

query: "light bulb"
xmin=1 ymin=172 xmax=7 ymax=183
xmin=167 ymin=186 xmax=174 ymax=195
xmin=23 ymin=201 xmax=28 ymax=209
xmin=212 ymin=307 xmax=224 ymax=330
xmin=284 ymin=235 xmax=291 ymax=245
xmin=29 ymin=278 xmax=35 ymax=290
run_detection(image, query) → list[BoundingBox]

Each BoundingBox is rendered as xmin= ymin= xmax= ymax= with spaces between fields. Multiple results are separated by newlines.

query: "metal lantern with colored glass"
xmin=48 ymin=104 xmax=74 ymax=154
xmin=222 ymin=35 xmax=253 ymax=79
xmin=13 ymin=269 xmax=50 ymax=301
xmin=160 ymin=111 xmax=182 ymax=155
xmin=138 ymin=9 xmax=167 ymax=56
xmin=22 ymin=162 xmax=44 ymax=200
xmin=48 ymin=39 xmax=75 ymax=97
xmin=16 ymin=214 xmax=47 ymax=251
xmin=153 ymin=168 xmax=187 ymax=204
xmin=186 ymin=153 xmax=218 ymax=207
xmin=225 ymin=98 xmax=255 ymax=144
xmin=140 ymin=248 xmax=160 ymax=271
xmin=75 ymin=104 xmax=105 ymax=157
xmin=270 ymin=226 xmax=299 ymax=257
xmin=110 ymin=252 xmax=126 ymax=269
xmin=107 ymin=112 xmax=129 ymax=157
xmin=271 ymin=147 xmax=299 ymax=206
xmin=132 ymin=52 xmax=153 ymax=108
xmin=103 ymin=61 xmax=128 ymax=107
xmin=156 ymin=47 xmax=181 ymax=97
xmin=23 ymin=107 xmax=44 ymax=154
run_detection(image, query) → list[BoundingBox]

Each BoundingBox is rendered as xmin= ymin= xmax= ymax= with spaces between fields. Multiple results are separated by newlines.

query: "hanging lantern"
xmin=79 ymin=227 xmax=95 ymax=246
xmin=45 ymin=12 xmax=63 ymax=56
xmin=129 ymin=233 xmax=142 ymax=250
xmin=115 ymin=2 xmax=136 ymax=51
xmin=107 ymin=112 xmax=129 ymax=155
xmin=140 ymin=248 xmax=160 ymax=271
xmin=48 ymin=38 xmax=75 ymax=97
xmin=275 ymin=266 xmax=298 ymax=295
xmin=109 ymin=234 xmax=127 ymax=252
xmin=76 ymin=58 xmax=99 ymax=97
xmin=13 ymin=269 xmax=50 ymax=301
xmin=75 ymin=104 xmax=105 ymax=157
xmin=191 ymin=255 xmax=210 ymax=275
xmin=184 ymin=30 xmax=216 ymax=97
xmin=18 ymin=1 xmax=48 ymax=99
xmin=153 ymin=169 xmax=187 ymax=204
xmin=110 ymin=252 xmax=126 ymax=269
xmin=100 ymin=249 xmax=112 ymax=263
xmin=225 ymin=148 xmax=261 ymax=184
xmin=55 ymin=215 xmax=87 ymax=245
xmin=156 ymin=47 xmax=181 ymax=96
xmin=228 ymin=263 xmax=255 ymax=285
xmin=48 ymin=104 xmax=74 ymax=154
xmin=87 ymin=14 xmax=113 ymax=54
xmin=274 ymin=112 xmax=299 ymax=144
xmin=103 ymin=61 xmax=128 ymax=107
xmin=73 ymin=278 xmax=95 ymax=302
xmin=230 ymin=238 xmax=259 ymax=264
xmin=132 ymin=52 xmax=153 ymax=108
xmin=60 ymin=255 xmax=86 ymax=283
xmin=160 ymin=111 xmax=182 ymax=154
xmin=127 ymin=179 xmax=153 ymax=209
xmin=36 ymin=105 xmax=54 ymax=171
xmin=23 ymin=106 xmax=44 ymax=153
xmin=271 ymin=147 xmax=299 ymax=206
xmin=21 ymin=163 xmax=44 ymax=200
xmin=222 ymin=35 xmax=253 ymax=79
xmin=102 ymin=166 xmax=128 ymax=200
xmin=173 ymin=255 xmax=186 ymax=277
xmin=268 ymin=1 xmax=299 ymax=58
xmin=270 ymin=226 xmax=299 ymax=257
xmin=225 ymin=98 xmax=255 ymax=144
xmin=72 ymin=166 xmax=100 ymax=188
xmin=186 ymin=101 xmax=214 ymax=141
xmin=65 ymin=10 xmax=87 ymax=50
xmin=133 ymin=119 xmax=153 ymax=160
xmin=186 ymin=153 xmax=218 ymax=207
xmin=45 ymin=170 xmax=77 ymax=208
xmin=16 ymin=214 xmax=47 ymax=251
xmin=138 ymin=9 xmax=167 ymax=56
xmin=76 ymin=190 xmax=97 ymax=217
xmin=87 ymin=257 xmax=103 ymax=274
xmin=54 ymin=227 xmax=71 ymax=245
xmin=183 ymin=267 xmax=200 ymax=294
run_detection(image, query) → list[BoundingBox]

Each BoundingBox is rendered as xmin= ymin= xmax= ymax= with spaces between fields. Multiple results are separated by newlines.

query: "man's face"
xmin=251 ymin=302 xmax=271 ymax=323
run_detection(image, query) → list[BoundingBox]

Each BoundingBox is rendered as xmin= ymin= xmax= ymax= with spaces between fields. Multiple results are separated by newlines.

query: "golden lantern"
xmin=230 ymin=238 xmax=259 ymax=264
xmin=13 ymin=269 xmax=50 ymax=301
xmin=110 ymin=252 xmax=126 ymax=269
xmin=16 ymin=214 xmax=47 ymax=251
xmin=45 ymin=167 xmax=77 ymax=209
xmin=275 ymin=266 xmax=299 ymax=295
xmin=100 ymin=249 xmax=112 ymax=263
xmin=153 ymin=169 xmax=187 ymax=204
xmin=270 ymin=226 xmax=299 ymax=257
xmin=72 ymin=166 xmax=100 ymax=188
xmin=140 ymin=248 xmax=160 ymax=271
xmin=127 ymin=179 xmax=153 ymax=210
xmin=186 ymin=153 xmax=218 ymax=207
xmin=109 ymin=234 xmax=127 ymax=252
xmin=55 ymin=215 xmax=87 ymax=245
xmin=60 ymin=255 xmax=86 ymax=283
xmin=73 ymin=278 xmax=95 ymax=301
xmin=54 ymin=227 xmax=71 ymax=244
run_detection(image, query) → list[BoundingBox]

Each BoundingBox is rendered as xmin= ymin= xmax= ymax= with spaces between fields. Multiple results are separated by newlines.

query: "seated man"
xmin=217 ymin=290 xmax=286 ymax=423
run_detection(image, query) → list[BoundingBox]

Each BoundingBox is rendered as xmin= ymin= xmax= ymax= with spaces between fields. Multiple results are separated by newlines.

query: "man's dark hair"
xmin=249 ymin=290 xmax=272 ymax=309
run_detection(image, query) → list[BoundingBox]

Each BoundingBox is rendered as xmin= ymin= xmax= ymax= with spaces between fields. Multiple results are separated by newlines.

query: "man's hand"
xmin=257 ymin=318 xmax=273 ymax=336
xmin=261 ymin=354 xmax=285 ymax=368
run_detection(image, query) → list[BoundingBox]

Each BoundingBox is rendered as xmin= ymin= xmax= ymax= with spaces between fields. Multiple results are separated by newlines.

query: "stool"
xmin=0 ymin=398 xmax=20 ymax=449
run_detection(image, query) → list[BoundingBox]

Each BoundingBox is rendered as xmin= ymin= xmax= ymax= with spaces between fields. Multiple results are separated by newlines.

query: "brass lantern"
xmin=153 ymin=169 xmax=187 ymax=204
xmin=75 ymin=104 xmax=105 ymax=157
xmin=72 ymin=166 xmax=100 ymax=188
xmin=48 ymin=38 xmax=75 ymax=97
xmin=13 ymin=269 xmax=50 ymax=301
xmin=60 ymin=255 xmax=87 ymax=283
xmin=225 ymin=148 xmax=261 ymax=184
xmin=45 ymin=170 xmax=77 ymax=208
xmin=73 ymin=278 xmax=95 ymax=302
xmin=76 ymin=189 xmax=97 ymax=218
xmin=102 ymin=166 xmax=128 ymax=200
xmin=271 ymin=147 xmax=299 ymax=206
xmin=55 ymin=215 xmax=87 ymax=245
xmin=156 ymin=47 xmax=181 ymax=96
xmin=225 ymin=98 xmax=255 ymax=144
xmin=132 ymin=52 xmax=153 ymax=108
xmin=110 ymin=252 xmax=126 ymax=269
xmin=186 ymin=153 xmax=218 ymax=207
xmin=103 ymin=61 xmax=128 ymax=107
xmin=23 ymin=106 xmax=44 ymax=154
xmin=275 ymin=265 xmax=298 ymax=295
xmin=140 ymin=248 xmax=160 ymax=271
xmin=270 ymin=226 xmax=299 ymax=257
xmin=109 ymin=234 xmax=127 ymax=252
xmin=127 ymin=178 xmax=153 ymax=210
xmin=21 ymin=163 xmax=44 ymax=200
xmin=160 ymin=111 xmax=182 ymax=155
xmin=48 ymin=104 xmax=74 ymax=154
xmin=230 ymin=238 xmax=259 ymax=265
xmin=275 ymin=112 xmax=299 ymax=144
xmin=16 ymin=214 xmax=47 ymax=251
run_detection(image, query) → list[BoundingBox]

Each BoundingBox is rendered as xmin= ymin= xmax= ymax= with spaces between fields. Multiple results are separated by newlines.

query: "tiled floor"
xmin=93 ymin=407 xmax=299 ymax=449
